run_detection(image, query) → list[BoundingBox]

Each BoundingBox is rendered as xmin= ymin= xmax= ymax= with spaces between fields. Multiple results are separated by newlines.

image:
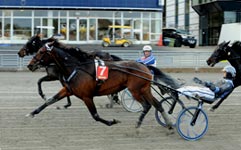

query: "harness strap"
xmin=63 ymin=69 xmax=77 ymax=82
xmin=62 ymin=69 xmax=78 ymax=94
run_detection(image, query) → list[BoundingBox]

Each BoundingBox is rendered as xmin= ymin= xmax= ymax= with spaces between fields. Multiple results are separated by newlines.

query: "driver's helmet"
xmin=143 ymin=45 xmax=152 ymax=52
xmin=222 ymin=65 xmax=236 ymax=78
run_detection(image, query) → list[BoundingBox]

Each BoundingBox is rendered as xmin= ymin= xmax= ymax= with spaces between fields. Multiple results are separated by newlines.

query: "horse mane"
xmin=49 ymin=40 xmax=90 ymax=61
xmin=231 ymin=41 xmax=241 ymax=55
xmin=50 ymin=40 xmax=122 ymax=61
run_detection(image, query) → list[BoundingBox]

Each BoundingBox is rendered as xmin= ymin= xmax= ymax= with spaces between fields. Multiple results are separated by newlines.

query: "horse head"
xmin=18 ymin=35 xmax=43 ymax=57
xmin=27 ymin=42 xmax=54 ymax=71
xmin=206 ymin=41 xmax=231 ymax=67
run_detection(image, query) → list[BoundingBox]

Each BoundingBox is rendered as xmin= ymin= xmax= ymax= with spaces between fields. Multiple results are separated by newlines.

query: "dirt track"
xmin=0 ymin=72 xmax=241 ymax=150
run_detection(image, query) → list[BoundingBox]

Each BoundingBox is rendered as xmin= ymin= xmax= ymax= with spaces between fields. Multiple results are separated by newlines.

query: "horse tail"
xmin=147 ymin=66 xmax=181 ymax=89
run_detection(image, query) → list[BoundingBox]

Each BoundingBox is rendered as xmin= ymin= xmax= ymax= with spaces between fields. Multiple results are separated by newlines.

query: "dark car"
xmin=162 ymin=28 xmax=197 ymax=48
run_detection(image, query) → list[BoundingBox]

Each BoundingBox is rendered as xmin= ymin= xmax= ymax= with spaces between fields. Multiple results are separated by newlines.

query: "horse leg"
xmin=210 ymin=98 xmax=225 ymax=112
xmin=154 ymin=101 xmax=173 ymax=129
xmin=37 ymin=75 xmax=58 ymax=100
xmin=38 ymin=75 xmax=72 ymax=109
xmin=26 ymin=87 xmax=69 ymax=117
xmin=142 ymin=93 xmax=173 ymax=129
xmin=136 ymin=99 xmax=152 ymax=128
xmin=63 ymin=96 xmax=72 ymax=109
xmin=84 ymin=98 xmax=121 ymax=126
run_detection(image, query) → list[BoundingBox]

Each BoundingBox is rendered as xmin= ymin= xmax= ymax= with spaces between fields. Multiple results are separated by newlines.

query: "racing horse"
xmin=18 ymin=35 xmax=122 ymax=108
xmin=27 ymin=42 xmax=180 ymax=128
xmin=206 ymin=41 xmax=241 ymax=110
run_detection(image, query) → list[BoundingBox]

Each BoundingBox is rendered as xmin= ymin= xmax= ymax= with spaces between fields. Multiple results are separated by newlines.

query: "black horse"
xmin=206 ymin=41 xmax=241 ymax=110
xmin=27 ymin=42 xmax=180 ymax=128
xmin=18 ymin=35 xmax=122 ymax=108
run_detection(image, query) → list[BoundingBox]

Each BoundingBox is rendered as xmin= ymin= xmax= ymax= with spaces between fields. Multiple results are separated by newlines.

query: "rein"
xmin=111 ymin=67 xmax=153 ymax=82
xmin=111 ymin=63 xmax=152 ymax=76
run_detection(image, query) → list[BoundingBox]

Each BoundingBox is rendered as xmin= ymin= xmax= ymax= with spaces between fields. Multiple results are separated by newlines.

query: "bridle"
xmin=30 ymin=44 xmax=53 ymax=68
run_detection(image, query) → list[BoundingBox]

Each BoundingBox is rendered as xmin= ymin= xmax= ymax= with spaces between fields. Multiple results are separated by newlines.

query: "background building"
xmin=192 ymin=0 xmax=241 ymax=46
xmin=0 ymin=0 xmax=163 ymax=45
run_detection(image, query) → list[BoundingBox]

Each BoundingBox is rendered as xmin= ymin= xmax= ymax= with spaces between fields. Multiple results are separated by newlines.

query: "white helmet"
xmin=143 ymin=45 xmax=152 ymax=52
xmin=222 ymin=65 xmax=236 ymax=77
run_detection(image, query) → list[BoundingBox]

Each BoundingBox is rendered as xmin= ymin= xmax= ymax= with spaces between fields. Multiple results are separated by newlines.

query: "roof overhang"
xmin=192 ymin=1 xmax=241 ymax=16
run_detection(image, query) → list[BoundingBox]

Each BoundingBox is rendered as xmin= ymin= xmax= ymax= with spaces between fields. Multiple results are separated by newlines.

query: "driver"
xmin=177 ymin=65 xmax=235 ymax=109
xmin=136 ymin=45 xmax=156 ymax=67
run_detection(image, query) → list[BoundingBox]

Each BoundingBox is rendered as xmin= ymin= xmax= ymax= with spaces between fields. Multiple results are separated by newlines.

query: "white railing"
xmin=0 ymin=51 xmax=228 ymax=70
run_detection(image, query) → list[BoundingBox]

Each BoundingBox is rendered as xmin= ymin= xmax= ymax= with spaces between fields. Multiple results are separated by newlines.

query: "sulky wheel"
xmin=176 ymin=106 xmax=208 ymax=141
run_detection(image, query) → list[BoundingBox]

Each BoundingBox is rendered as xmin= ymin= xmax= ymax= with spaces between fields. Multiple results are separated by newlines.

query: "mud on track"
xmin=0 ymin=72 xmax=241 ymax=150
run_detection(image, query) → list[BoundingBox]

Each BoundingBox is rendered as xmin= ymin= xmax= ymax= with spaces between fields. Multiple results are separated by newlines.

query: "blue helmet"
xmin=222 ymin=65 xmax=236 ymax=77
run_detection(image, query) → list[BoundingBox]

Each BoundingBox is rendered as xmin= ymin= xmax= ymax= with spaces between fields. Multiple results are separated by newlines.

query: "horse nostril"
xmin=206 ymin=60 xmax=210 ymax=65
xmin=27 ymin=65 xmax=32 ymax=70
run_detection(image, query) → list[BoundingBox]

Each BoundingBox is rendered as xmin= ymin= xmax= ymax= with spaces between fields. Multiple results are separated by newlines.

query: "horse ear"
xmin=224 ymin=41 xmax=231 ymax=47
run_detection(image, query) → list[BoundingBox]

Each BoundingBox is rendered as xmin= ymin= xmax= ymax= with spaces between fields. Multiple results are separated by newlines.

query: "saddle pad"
xmin=95 ymin=59 xmax=109 ymax=80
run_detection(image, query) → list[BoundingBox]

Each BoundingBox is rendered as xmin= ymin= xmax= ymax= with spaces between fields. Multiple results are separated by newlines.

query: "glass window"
xmin=143 ymin=19 xmax=150 ymax=40
xmin=114 ymin=19 xmax=121 ymax=26
xmin=13 ymin=10 xmax=32 ymax=16
xmin=89 ymin=11 xmax=113 ymax=17
xmin=143 ymin=12 xmax=150 ymax=18
xmin=0 ymin=18 xmax=2 ymax=38
xmin=4 ymin=18 xmax=11 ymax=40
xmin=89 ymin=19 xmax=96 ymax=40
xmin=133 ymin=20 xmax=141 ymax=40
xmin=69 ymin=11 xmax=88 ymax=17
xmin=3 ymin=10 xmax=11 ymax=17
xmin=52 ymin=10 xmax=59 ymax=17
xmin=224 ymin=11 xmax=236 ymax=24
xmin=35 ymin=10 xmax=48 ymax=17
xmin=114 ymin=11 xmax=121 ymax=18
xmin=97 ymin=19 xmax=112 ymax=40
xmin=124 ymin=12 xmax=140 ymax=18
xmin=60 ymin=19 xmax=67 ymax=40
xmin=79 ymin=19 xmax=87 ymax=41
xmin=60 ymin=11 xmax=67 ymax=17
xmin=151 ymin=19 xmax=162 ymax=41
xmin=13 ymin=18 xmax=31 ymax=40
xmin=69 ymin=19 xmax=77 ymax=41
xmin=151 ymin=12 xmax=161 ymax=18
xmin=34 ymin=18 xmax=41 ymax=34
xmin=52 ymin=19 xmax=59 ymax=35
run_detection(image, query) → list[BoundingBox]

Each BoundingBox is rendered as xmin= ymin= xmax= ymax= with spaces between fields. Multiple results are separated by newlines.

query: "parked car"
xmin=162 ymin=28 xmax=197 ymax=48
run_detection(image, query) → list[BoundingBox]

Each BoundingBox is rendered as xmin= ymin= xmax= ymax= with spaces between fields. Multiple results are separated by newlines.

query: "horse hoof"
xmin=209 ymin=107 xmax=215 ymax=112
xmin=106 ymin=104 xmax=113 ymax=109
xmin=135 ymin=122 xmax=141 ymax=128
xmin=56 ymin=106 xmax=61 ymax=110
xmin=167 ymin=125 xmax=174 ymax=130
xmin=25 ymin=113 xmax=34 ymax=118
xmin=113 ymin=119 xmax=121 ymax=124
xmin=166 ymin=129 xmax=175 ymax=136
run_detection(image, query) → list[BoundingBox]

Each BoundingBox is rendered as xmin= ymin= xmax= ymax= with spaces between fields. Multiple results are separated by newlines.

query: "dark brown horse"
xmin=18 ymin=35 xmax=122 ymax=108
xmin=206 ymin=41 xmax=241 ymax=110
xmin=27 ymin=42 xmax=180 ymax=128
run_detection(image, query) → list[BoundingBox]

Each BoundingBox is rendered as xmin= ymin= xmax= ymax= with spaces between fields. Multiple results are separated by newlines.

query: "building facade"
xmin=192 ymin=0 xmax=241 ymax=46
xmin=163 ymin=0 xmax=199 ymax=45
xmin=0 ymin=0 xmax=163 ymax=44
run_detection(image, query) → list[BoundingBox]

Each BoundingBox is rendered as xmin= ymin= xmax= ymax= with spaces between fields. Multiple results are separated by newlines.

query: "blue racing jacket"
xmin=136 ymin=54 xmax=156 ymax=67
